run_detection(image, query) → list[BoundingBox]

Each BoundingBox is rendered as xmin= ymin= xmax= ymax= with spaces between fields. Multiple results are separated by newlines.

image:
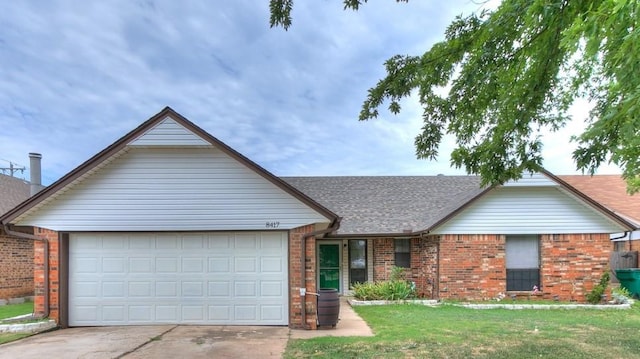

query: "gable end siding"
xmin=14 ymin=147 xmax=330 ymax=231
xmin=432 ymin=187 xmax=624 ymax=234
xmin=129 ymin=117 xmax=210 ymax=146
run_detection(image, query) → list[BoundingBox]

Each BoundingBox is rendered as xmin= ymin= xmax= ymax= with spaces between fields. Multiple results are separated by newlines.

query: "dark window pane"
xmin=394 ymin=238 xmax=411 ymax=268
xmin=394 ymin=252 xmax=410 ymax=268
xmin=349 ymin=240 xmax=367 ymax=286
xmin=506 ymin=269 xmax=540 ymax=291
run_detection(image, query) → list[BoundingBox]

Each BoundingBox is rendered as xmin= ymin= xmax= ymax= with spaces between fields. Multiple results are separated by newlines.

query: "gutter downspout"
xmin=2 ymin=224 xmax=49 ymax=319
xmin=300 ymin=219 xmax=341 ymax=330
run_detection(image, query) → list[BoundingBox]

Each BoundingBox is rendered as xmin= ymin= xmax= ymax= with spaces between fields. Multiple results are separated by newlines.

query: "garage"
xmin=69 ymin=231 xmax=288 ymax=326
xmin=0 ymin=108 xmax=337 ymax=328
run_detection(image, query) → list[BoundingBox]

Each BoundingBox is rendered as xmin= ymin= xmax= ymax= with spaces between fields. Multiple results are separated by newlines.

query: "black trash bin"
xmin=316 ymin=288 xmax=340 ymax=327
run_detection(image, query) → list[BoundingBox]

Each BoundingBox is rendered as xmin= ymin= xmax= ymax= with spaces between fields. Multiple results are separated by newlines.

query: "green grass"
xmin=0 ymin=302 xmax=33 ymax=321
xmin=0 ymin=303 xmax=36 ymax=345
xmin=0 ymin=332 xmax=33 ymax=345
xmin=284 ymin=303 xmax=640 ymax=359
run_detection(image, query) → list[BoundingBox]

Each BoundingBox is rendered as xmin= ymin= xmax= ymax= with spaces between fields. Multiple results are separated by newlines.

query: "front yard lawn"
xmin=285 ymin=303 xmax=640 ymax=358
xmin=0 ymin=302 xmax=36 ymax=345
xmin=0 ymin=302 xmax=33 ymax=321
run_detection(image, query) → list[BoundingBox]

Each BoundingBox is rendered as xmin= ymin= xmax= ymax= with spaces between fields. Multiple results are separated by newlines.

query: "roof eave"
xmin=0 ymin=107 xmax=339 ymax=225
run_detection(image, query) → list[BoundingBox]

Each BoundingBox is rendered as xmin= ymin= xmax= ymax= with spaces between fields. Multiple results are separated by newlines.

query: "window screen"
xmin=506 ymin=235 xmax=540 ymax=291
xmin=394 ymin=238 xmax=410 ymax=268
xmin=506 ymin=235 xmax=539 ymax=268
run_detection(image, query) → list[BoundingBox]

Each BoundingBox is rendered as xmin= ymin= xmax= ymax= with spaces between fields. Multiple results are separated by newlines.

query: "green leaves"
xmin=269 ymin=0 xmax=409 ymax=30
xmin=357 ymin=0 xmax=639 ymax=190
xmin=269 ymin=0 xmax=640 ymax=191
xmin=269 ymin=0 xmax=293 ymax=30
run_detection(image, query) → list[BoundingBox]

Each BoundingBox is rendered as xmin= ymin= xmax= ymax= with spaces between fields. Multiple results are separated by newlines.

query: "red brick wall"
xmin=289 ymin=225 xmax=318 ymax=329
xmin=409 ymin=237 xmax=439 ymax=298
xmin=438 ymin=233 xmax=613 ymax=302
xmin=372 ymin=237 xmax=439 ymax=298
xmin=0 ymin=234 xmax=34 ymax=300
xmin=439 ymin=234 xmax=506 ymax=301
xmin=372 ymin=238 xmax=394 ymax=281
xmin=33 ymin=227 xmax=59 ymax=321
xmin=540 ymin=233 xmax=612 ymax=301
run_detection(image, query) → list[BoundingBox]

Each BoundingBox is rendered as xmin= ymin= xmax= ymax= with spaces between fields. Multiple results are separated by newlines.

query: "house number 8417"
xmin=265 ymin=221 xmax=280 ymax=228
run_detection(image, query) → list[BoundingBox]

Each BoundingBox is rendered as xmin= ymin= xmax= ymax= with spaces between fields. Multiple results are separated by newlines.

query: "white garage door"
xmin=69 ymin=232 xmax=288 ymax=326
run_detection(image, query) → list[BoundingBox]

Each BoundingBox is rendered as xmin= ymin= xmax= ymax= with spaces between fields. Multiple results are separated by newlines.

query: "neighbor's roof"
xmin=283 ymin=176 xmax=485 ymax=236
xmin=559 ymin=175 xmax=640 ymax=225
xmin=0 ymin=174 xmax=30 ymax=216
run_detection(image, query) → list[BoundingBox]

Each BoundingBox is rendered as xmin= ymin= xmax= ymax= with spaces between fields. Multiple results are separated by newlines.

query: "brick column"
xmin=289 ymin=225 xmax=318 ymax=329
xmin=33 ymin=227 xmax=59 ymax=321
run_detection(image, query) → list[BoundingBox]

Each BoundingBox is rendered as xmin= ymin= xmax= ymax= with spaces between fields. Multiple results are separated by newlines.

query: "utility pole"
xmin=0 ymin=160 xmax=26 ymax=177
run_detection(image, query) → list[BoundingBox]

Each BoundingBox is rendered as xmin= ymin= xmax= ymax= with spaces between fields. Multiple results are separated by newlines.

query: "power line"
xmin=0 ymin=158 xmax=26 ymax=177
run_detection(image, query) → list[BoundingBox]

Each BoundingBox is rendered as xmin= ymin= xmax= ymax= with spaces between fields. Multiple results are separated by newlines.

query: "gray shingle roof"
xmin=0 ymin=174 xmax=30 ymax=216
xmin=282 ymin=176 xmax=484 ymax=235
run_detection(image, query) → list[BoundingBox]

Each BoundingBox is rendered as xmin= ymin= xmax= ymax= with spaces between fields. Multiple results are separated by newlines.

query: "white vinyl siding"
xmin=502 ymin=173 xmax=557 ymax=187
xmin=69 ymin=231 xmax=288 ymax=326
xmin=432 ymin=187 xmax=625 ymax=234
xmin=129 ymin=117 xmax=210 ymax=146
xmin=15 ymin=147 xmax=331 ymax=231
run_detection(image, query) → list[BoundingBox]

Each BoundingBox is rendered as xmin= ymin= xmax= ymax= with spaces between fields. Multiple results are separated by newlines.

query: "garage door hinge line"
xmin=2 ymin=224 xmax=50 ymax=319
xmin=115 ymin=325 xmax=178 ymax=359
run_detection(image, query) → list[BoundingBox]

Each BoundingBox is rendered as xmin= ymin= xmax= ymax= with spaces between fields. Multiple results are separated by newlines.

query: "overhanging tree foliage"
xmin=270 ymin=0 xmax=640 ymax=192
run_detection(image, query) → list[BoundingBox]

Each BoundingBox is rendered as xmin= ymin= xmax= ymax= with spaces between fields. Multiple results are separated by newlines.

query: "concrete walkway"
xmin=290 ymin=297 xmax=374 ymax=339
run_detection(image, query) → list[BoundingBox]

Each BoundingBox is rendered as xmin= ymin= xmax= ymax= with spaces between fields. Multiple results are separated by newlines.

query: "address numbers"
xmin=265 ymin=221 xmax=280 ymax=228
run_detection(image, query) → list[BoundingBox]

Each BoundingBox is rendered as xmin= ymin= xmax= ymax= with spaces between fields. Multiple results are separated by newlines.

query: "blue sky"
xmin=0 ymin=1 xmax=620 ymax=185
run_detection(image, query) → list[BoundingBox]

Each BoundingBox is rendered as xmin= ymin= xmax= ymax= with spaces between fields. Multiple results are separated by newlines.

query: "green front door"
xmin=318 ymin=243 xmax=340 ymax=291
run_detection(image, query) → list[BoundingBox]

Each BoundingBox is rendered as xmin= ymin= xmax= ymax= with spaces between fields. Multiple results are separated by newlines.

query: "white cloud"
xmin=0 ymin=0 xmax=618 ymax=186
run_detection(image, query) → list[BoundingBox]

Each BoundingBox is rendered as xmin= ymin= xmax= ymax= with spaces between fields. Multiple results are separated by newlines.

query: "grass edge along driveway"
xmin=284 ymin=303 xmax=640 ymax=359
xmin=0 ymin=302 xmax=36 ymax=345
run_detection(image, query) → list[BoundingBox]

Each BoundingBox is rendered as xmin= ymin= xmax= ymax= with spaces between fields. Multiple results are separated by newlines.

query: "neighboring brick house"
xmin=559 ymin=175 xmax=640 ymax=273
xmin=0 ymin=173 xmax=33 ymax=300
xmin=0 ymin=107 xmax=636 ymax=329
xmin=560 ymin=175 xmax=640 ymax=249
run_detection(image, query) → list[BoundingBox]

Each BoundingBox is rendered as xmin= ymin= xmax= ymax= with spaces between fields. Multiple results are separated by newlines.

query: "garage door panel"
xmin=235 ymin=257 xmax=256 ymax=272
xmin=209 ymin=305 xmax=231 ymax=321
xmin=157 ymin=282 xmax=178 ymax=296
xmin=103 ymin=306 xmax=126 ymax=321
xmin=262 ymin=257 xmax=284 ymax=272
xmin=156 ymin=258 xmax=178 ymax=272
xmin=208 ymin=281 xmax=231 ymax=297
xmin=130 ymin=257 xmax=153 ymax=272
xmin=261 ymin=281 xmax=284 ymax=296
xmin=209 ymin=257 xmax=230 ymax=272
xmin=69 ymin=232 xmax=288 ymax=326
xmin=155 ymin=306 xmax=177 ymax=321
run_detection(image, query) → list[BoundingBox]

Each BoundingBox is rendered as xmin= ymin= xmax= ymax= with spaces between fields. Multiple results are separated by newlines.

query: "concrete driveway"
xmin=0 ymin=325 xmax=289 ymax=359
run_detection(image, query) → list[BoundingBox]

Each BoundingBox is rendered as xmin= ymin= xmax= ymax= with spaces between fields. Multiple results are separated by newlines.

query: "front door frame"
xmin=316 ymin=240 xmax=342 ymax=293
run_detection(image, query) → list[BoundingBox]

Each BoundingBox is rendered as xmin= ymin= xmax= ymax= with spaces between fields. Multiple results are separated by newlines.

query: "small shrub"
xmin=612 ymin=286 xmax=632 ymax=304
xmin=586 ymin=271 xmax=610 ymax=304
xmin=353 ymin=267 xmax=416 ymax=300
xmin=389 ymin=266 xmax=406 ymax=282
